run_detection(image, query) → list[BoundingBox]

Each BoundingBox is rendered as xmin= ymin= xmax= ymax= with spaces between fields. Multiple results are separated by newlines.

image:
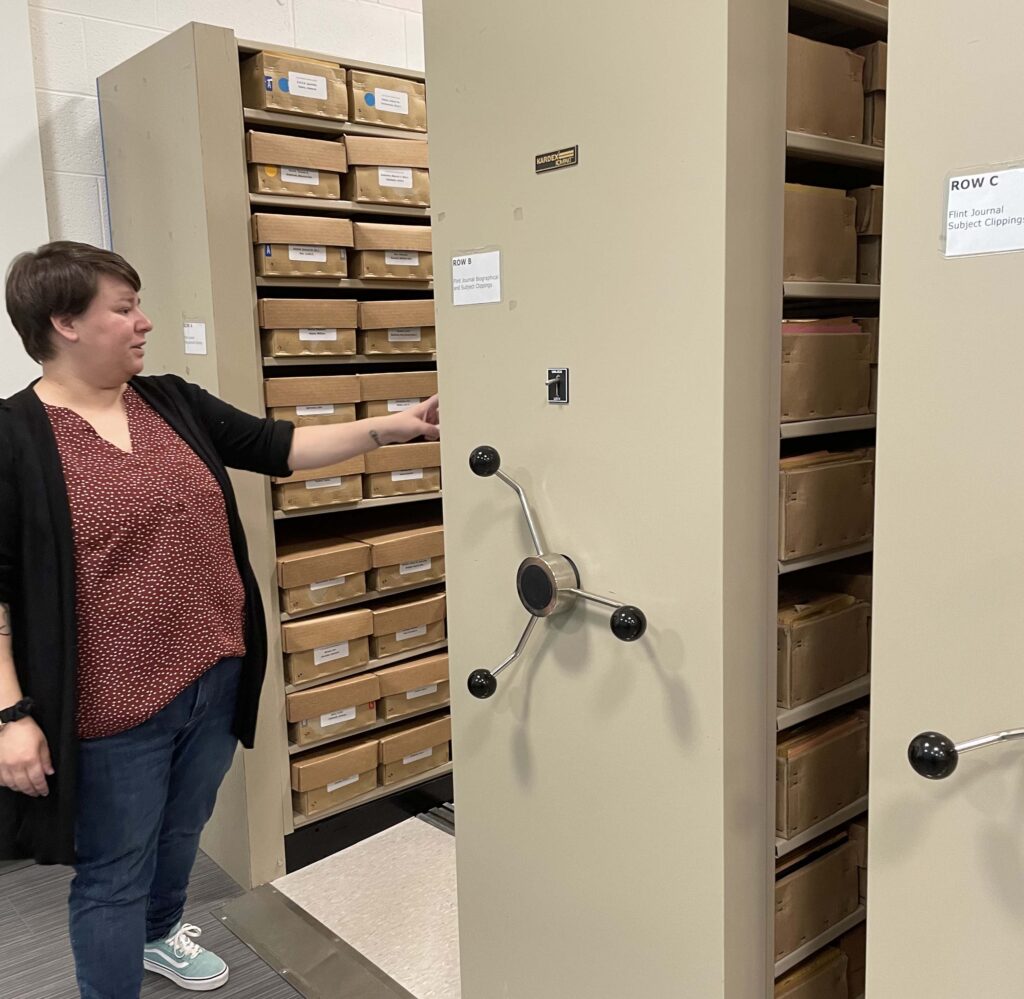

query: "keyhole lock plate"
xmin=547 ymin=368 xmax=569 ymax=404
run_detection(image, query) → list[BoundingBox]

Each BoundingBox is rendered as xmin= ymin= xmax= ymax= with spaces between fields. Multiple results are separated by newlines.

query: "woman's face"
xmin=55 ymin=274 xmax=153 ymax=385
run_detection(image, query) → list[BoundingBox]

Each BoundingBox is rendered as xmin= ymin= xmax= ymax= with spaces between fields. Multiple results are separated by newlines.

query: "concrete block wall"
xmin=26 ymin=0 xmax=424 ymax=250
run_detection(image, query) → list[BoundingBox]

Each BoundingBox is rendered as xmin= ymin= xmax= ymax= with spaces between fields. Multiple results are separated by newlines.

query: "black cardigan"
xmin=0 ymin=374 xmax=294 ymax=865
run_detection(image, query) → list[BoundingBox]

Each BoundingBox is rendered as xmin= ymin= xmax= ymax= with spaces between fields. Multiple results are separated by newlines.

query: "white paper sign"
xmin=310 ymin=575 xmax=346 ymax=592
xmin=385 ymin=250 xmax=419 ymax=266
xmin=396 ymin=625 xmax=428 ymax=642
xmin=946 ymin=167 xmax=1024 ymax=257
xmin=314 ymin=641 xmax=350 ymax=666
xmin=296 ymin=404 xmax=336 ymax=416
xmin=282 ymin=167 xmax=320 ymax=185
xmin=289 ymin=72 xmax=327 ymax=100
xmin=320 ymin=706 xmax=356 ymax=728
xmin=400 ymin=557 xmax=432 ymax=575
xmin=298 ymin=328 xmax=338 ymax=342
xmin=327 ymin=774 xmax=359 ymax=793
xmin=391 ymin=468 xmax=425 ymax=482
xmin=379 ymin=167 xmax=414 ymax=189
xmin=388 ymin=327 xmax=422 ymax=342
xmin=375 ymin=88 xmax=409 ymax=115
xmin=402 ymin=747 xmax=433 ymax=765
xmin=452 ymin=250 xmax=501 ymax=306
xmin=289 ymin=244 xmax=327 ymax=262
xmin=387 ymin=397 xmax=421 ymax=413
xmin=183 ymin=322 xmax=207 ymax=355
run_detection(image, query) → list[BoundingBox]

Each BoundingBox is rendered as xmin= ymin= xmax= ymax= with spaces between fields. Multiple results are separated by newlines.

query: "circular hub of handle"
xmin=516 ymin=554 xmax=580 ymax=617
xmin=908 ymin=732 xmax=959 ymax=779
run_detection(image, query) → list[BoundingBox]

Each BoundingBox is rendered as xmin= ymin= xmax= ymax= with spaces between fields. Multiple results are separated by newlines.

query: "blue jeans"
xmin=69 ymin=657 xmax=242 ymax=999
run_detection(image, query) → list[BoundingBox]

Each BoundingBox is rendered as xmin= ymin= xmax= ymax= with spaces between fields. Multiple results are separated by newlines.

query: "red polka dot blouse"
xmin=44 ymin=386 xmax=247 ymax=740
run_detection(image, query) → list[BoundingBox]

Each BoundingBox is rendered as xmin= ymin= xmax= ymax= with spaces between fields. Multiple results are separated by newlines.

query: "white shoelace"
xmin=166 ymin=923 xmax=204 ymax=960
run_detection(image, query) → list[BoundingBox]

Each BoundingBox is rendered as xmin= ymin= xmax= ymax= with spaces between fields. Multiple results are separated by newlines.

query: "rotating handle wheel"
xmin=908 ymin=732 xmax=959 ymax=780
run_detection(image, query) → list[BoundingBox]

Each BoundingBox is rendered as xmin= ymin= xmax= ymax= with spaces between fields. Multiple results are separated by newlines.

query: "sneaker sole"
xmin=143 ymin=958 xmax=229 ymax=991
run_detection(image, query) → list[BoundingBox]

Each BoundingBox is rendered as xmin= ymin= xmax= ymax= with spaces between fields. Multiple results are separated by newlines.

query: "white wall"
xmin=26 ymin=0 xmax=424 ymax=249
xmin=1 ymin=1 xmax=49 ymax=396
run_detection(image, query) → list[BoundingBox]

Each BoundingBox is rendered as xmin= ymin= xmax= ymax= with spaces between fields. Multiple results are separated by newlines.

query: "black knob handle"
xmin=611 ymin=605 xmax=647 ymax=642
xmin=908 ymin=731 xmax=959 ymax=779
xmin=469 ymin=446 xmax=501 ymax=477
xmin=468 ymin=668 xmax=498 ymax=699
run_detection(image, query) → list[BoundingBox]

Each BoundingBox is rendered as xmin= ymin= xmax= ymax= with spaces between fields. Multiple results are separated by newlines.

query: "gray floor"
xmin=0 ymin=852 xmax=301 ymax=999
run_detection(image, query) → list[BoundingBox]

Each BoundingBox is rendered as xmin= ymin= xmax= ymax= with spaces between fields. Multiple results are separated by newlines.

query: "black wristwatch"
xmin=0 ymin=698 xmax=33 ymax=727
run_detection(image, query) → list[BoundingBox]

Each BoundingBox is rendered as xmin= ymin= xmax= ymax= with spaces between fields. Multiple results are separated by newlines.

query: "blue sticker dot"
xmin=364 ymin=92 xmax=376 ymax=107
xmin=279 ymin=76 xmax=290 ymax=93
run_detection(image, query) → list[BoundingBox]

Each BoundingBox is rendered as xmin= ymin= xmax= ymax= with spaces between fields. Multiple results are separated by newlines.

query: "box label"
xmin=452 ymin=250 xmax=501 ymax=306
xmin=374 ymin=88 xmax=409 ymax=115
xmin=391 ymin=468 xmax=425 ymax=482
xmin=402 ymin=747 xmax=433 ymax=765
xmin=282 ymin=166 xmax=320 ymax=185
xmin=385 ymin=250 xmax=420 ymax=266
xmin=183 ymin=321 xmax=207 ymax=356
xmin=387 ymin=397 xmax=421 ymax=413
xmin=298 ymin=328 xmax=339 ymax=342
xmin=406 ymin=682 xmax=438 ymax=700
xmin=946 ymin=166 xmax=1024 ymax=257
xmin=288 ymin=72 xmax=328 ymax=101
xmin=306 ymin=476 xmax=343 ymax=489
xmin=400 ymin=557 xmax=432 ymax=575
xmin=388 ymin=326 xmax=422 ymax=342
xmin=309 ymin=575 xmax=347 ymax=591
xmin=320 ymin=706 xmax=356 ymax=727
xmin=379 ymin=166 xmax=414 ymax=189
xmin=296 ymin=403 xmax=337 ymax=415
xmin=396 ymin=624 xmax=428 ymax=642
xmin=327 ymin=774 xmax=360 ymax=793
xmin=289 ymin=244 xmax=328 ymax=262
xmin=313 ymin=640 xmax=351 ymax=666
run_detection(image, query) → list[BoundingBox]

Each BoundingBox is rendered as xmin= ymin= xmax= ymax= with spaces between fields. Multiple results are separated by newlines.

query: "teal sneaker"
xmin=143 ymin=922 xmax=229 ymax=991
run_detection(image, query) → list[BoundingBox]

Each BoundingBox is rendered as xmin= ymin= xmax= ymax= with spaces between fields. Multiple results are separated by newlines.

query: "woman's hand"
xmin=0 ymin=718 xmax=54 ymax=797
xmin=384 ymin=395 xmax=440 ymax=443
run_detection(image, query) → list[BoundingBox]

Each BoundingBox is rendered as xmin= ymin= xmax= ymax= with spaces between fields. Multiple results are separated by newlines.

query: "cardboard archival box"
xmin=348 ymin=70 xmax=427 ymax=132
xmin=864 ymin=92 xmax=885 ymax=147
xmin=776 ymin=709 xmax=869 ymax=839
xmin=291 ymin=738 xmax=378 ymax=817
xmin=849 ymin=817 xmax=868 ymax=902
xmin=857 ymin=236 xmax=882 ymax=285
xmin=350 ymin=223 xmax=433 ymax=281
xmin=358 ymin=299 xmax=436 ymax=355
xmin=357 ymin=371 xmax=438 ymax=419
xmin=850 ymin=185 xmax=883 ymax=236
xmin=839 ymin=922 xmax=867 ymax=996
xmin=344 ymin=522 xmax=445 ymax=591
xmin=854 ymin=316 xmax=879 ymax=364
xmin=370 ymin=591 xmax=446 ymax=659
xmin=240 ymin=51 xmax=348 ymax=121
xmin=375 ymin=652 xmax=450 ymax=721
xmin=775 ymin=831 xmax=859 ymax=961
xmin=784 ymin=184 xmax=857 ymax=283
xmin=343 ymin=139 xmax=429 ymax=208
xmin=774 ymin=947 xmax=848 ymax=999
xmin=787 ymin=34 xmax=865 ymax=142
xmin=805 ymin=554 xmax=873 ymax=604
xmin=377 ymin=712 xmax=451 ymax=785
xmin=277 ymin=537 xmax=371 ymax=615
xmin=856 ymin=41 xmax=887 ymax=93
xmin=363 ymin=441 xmax=442 ymax=499
xmin=251 ymin=214 xmax=354 ymax=279
xmin=778 ymin=590 xmax=870 ymax=708
xmin=264 ymin=374 xmax=360 ymax=426
xmin=272 ymin=455 xmax=364 ymax=512
xmin=286 ymin=672 xmax=380 ymax=746
xmin=778 ymin=449 xmax=875 ymax=562
xmin=280 ymin=607 xmax=373 ymax=686
xmin=246 ymin=131 xmax=347 ymax=200
xmin=781 ymin=319 xmax=871 ymax=422
xmin=259 ymin=299 xmax=359 ymax=359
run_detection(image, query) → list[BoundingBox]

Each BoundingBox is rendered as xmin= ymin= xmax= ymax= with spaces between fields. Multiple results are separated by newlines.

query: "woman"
xmin=0 ymin=241 xmax=440 ymax=998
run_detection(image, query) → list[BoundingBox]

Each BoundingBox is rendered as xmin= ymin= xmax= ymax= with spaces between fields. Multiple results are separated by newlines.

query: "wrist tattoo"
xmin=0 ymin=604 xmax=10 ymax=638
xmin=369 ymin=429 xmax=383 ymax=448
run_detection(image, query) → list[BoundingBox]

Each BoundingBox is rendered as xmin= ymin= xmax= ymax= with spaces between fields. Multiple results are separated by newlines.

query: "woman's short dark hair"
xmin=5 ymin=241 xmax=141 ymax=363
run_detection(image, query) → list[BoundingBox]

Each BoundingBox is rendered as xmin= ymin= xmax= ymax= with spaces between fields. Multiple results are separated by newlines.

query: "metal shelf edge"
xmin=774 ymin=907 xmax=867 ymax=979
xmin=264 ymin=355 xmax=436 ymax=367
xmin=256 ymin=276 xmax=433 ymax=291
xmin=285 ymin=641 xmax=448 ymax=693
xmin=778 ymin=541 xmax=873 ymax=574
xmin=781 ymin=415 xmax=877 ymax=439
xmin=249 ymin=193 xmax=429 ymax=218
xmin=291 ymin=762 xmax=453 ymax=828
xmin=789 ymin=0 xmax=888 ymax=32
xmin=784 ymin=282 xmax=881 ymax=301
xmin=273 ymin=491 xmax=442 ymax=520
xmin=242 ymin=107 xmax=428 ymax=141
xmin=775 ymin=797 xmax=869 ymax=858
xmin=777 ymin=676 xmax=872 ymax=731
xmin=786 ymin=131 xmax=885 ymax=168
